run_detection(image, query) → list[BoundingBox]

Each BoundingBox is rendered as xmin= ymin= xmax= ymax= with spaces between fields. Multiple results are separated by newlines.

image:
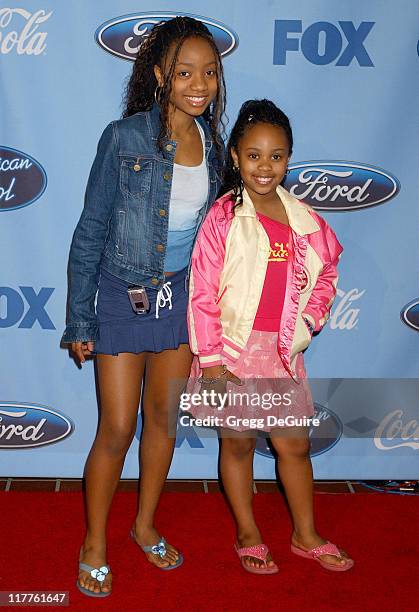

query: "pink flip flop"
xmin=291 ymin=540 xmax=354 ymax=572
xmin=234 ymin=543 xmax=279 ymax=575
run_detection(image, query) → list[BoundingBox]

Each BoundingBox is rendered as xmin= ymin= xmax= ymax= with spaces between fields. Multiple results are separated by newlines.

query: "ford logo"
xmin=95 ymin=12 xmax=238 ymax=61
xmin=0 ymin=402 xmax=73 ymax=449
xmin=284 ymin=161 xmax=400 ymax=211
xmin=401 ymin=299 xmax=419 ymax=331
xmin=255 ymin=404 xmax=343 ymax=458
xmin=0 ymin=147 xmax=47 ymax=212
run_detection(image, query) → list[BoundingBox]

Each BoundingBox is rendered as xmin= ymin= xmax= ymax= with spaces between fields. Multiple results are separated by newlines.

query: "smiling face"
xmin=231 ymin=122 xmax=291 ymax=204
xmin=154 ymin=35 xmax=218 ymax=121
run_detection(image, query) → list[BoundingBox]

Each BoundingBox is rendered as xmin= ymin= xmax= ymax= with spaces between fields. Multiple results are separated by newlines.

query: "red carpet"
xmin=0 ymin=491 xmax=417 ymax=611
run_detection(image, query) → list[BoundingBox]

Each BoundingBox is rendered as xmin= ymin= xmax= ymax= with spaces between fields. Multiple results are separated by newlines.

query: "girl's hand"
xmin=199 ymin=365 xmax=242 ymax=408
xmin=201 ymin=365 xmax=242 ymax=386
xmin=70 ymin=341 xmax=95 ymax=364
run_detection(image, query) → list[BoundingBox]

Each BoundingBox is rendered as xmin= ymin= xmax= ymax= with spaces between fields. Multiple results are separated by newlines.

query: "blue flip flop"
xmin=77 ymin=562 xmax=111 ymax=597
xmin=130 ymin=528 xmax=183 ymax=570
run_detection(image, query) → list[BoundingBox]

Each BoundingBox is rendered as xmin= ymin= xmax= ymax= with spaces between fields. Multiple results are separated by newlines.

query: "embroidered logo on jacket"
xmin=268 ymin=241 xmax=288 ymax=262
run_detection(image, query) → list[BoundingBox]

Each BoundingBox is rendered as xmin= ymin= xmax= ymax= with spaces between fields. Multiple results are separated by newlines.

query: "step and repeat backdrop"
xmin=1 ymin=1 xmax=418 ymax=478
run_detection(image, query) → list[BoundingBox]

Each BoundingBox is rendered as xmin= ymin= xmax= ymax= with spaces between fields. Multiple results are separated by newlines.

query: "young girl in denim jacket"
xmin=62 ymin=17 xmax=226 ymax=597
xmin=187 ymin=100 xmax=354 ymax=574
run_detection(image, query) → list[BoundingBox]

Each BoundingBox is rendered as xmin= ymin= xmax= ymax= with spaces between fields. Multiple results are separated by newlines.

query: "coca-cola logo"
xmin=401 ymin=299 xmax=419 ymax=331
xmin=374 ymin=410 xmax=419 ymax=451
xmin=329 ymin=288 xmax=365 ymax=330
xmin=0 ymin=8 xmax=52 ymax=55
xmin=255 ymin=404 xmax=342 ymax=458
xmin=0 ymin=147 xmax=47 ymax=211
xmin=284 ymin=161 xmax=400 ymax=211
xmin=0 ymin=403 xmax=73 ymax=449
xmin=95 ymin=12 xmax=238 ymax=61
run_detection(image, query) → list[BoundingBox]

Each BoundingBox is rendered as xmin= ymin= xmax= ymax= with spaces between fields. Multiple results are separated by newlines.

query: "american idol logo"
xmin=401 ymin=299 xmax=419 ymax=331
xmin=284 ymin=162 xmax=400 ymax=211
xmin=255 ymin=404 xmax=342 ymax=458
xmin=0 ymin=403 xmax=73 ymax=449
xmin=374 ymin=409 xmax=419 ymax=451
xmin=0 ymin=8 xmax=52 ymax=55
xmin=95 ymin=12 xmax=238 ymax=61
xmin=0 ymin=147 xmax=47 ymax=211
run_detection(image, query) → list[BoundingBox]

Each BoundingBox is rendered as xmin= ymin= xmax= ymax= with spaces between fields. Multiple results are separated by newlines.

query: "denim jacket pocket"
xmin=120 ymin=155 xmax=153 ymax=198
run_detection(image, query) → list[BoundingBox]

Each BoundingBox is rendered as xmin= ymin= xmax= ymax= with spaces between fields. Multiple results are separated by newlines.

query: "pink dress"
xmin=185 ymin=215 xmax=314 ymax=433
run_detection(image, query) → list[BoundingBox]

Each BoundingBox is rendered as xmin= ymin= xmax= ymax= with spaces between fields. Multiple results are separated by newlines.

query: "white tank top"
xmin=165 ymin=121 xmax=209 ymax=271
xmin=168 ymin=120 xmax=209 ymax=231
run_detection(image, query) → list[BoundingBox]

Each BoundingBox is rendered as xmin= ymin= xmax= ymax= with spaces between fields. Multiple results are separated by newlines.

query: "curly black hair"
xmin=222 ymin=99 xmax=293 ymax=207
xmin=123 ymin=16 xmax=226 ymax=160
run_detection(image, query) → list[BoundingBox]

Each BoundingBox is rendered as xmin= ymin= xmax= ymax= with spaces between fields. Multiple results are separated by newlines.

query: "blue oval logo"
xmin=401 ymin=299 xmax=419 ymax=331
xmin=0 ymin=402 xmax=73 ymax=449
xmin=255 ymin=404 xmax=343 ymax=459
xmin=284 ymin=161 xmax=400 ymax=211
xmin=0 ymin=147 xmax=47 ymax=212
xmin=95 ymin=12 xmax=238 ymax=61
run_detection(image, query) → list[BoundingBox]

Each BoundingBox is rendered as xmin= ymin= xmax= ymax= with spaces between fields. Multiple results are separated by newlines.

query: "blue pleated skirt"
xmin=93 ymin=267 xmax=189 ymax=355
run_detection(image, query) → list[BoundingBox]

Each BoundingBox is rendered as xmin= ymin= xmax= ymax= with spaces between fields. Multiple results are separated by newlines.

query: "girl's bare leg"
xmin=132 ymin=343 xmax=193 ymax=567
xmin=270 ymin=429 xmax=351 ymax=567
xmin=79 ymin=352 xmax=146 ymax=594
xmin=220 ymin=433 xmax=276 ymax=569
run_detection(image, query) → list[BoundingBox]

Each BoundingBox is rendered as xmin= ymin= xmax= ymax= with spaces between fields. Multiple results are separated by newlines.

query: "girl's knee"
xmin=143 ymin=401 xmax=171 ymax=431
xmin=273 ymin=437 xmax=310 ymax=459
xmin=97 ymin=422 xmax=136 ymax=456
xmin=222 ymin=436 xmax=256 ymax=459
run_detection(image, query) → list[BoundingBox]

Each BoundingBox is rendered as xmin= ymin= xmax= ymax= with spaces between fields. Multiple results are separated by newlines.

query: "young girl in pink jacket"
xmin=186 ymin=99 xmax=354 ymax=574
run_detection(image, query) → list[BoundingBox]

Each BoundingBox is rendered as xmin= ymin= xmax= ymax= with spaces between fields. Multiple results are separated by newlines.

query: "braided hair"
xmin=222 ymin=99 xmax=293 ymax=208
xmin=123 ymin=16 xmax=226 ymax=160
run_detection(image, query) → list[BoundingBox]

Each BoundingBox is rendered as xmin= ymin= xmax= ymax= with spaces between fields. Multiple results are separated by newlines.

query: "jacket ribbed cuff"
xmin=198 ymin=354 xmax=223 ymax=368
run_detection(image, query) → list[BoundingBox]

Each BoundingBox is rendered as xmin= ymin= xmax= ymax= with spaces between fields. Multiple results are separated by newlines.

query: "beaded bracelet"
xmin=198 ymin=364 xmax=228 ymax=384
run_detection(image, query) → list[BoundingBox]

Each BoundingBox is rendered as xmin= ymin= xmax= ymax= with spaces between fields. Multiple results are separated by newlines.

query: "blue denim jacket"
xmin=62 ymin=104 xmax=223 ymax=343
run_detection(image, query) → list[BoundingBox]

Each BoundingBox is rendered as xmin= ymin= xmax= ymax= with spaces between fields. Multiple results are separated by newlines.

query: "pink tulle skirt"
xmin=185 ymin=329 xmax=314 ymax=432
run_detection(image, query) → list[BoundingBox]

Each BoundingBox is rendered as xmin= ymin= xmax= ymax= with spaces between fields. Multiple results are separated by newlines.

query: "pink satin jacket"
xmin=187 ymin=185 xmax=343 ymax=380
